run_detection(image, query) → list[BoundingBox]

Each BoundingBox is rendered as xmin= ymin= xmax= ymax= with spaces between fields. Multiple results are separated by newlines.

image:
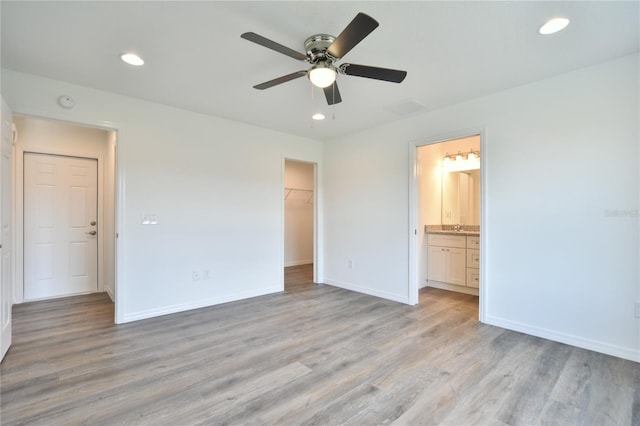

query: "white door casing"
xmin=24 ymin=153 xmax=98 ymax=300
xmin=0 ymin=99 xmax=13 ymax=361
xmin=0 ymin=98 xmax=13 ymax=361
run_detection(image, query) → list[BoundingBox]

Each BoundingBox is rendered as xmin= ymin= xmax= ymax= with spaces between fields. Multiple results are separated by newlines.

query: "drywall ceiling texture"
xmin=323 ymin=54 xmax=639 ymax=362
xmin=1 ymin=1 xmax=638 ymax=140
xmin=1 ymin=69 xmax=324 ymax=323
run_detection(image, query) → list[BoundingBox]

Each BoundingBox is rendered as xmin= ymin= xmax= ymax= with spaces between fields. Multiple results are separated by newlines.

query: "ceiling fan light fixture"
xmin=309 ymin=63 xmax=336 ymax=88
xmin=539 ymin=17 xmax=570 ymax=35
xmin=312 ymin=113 xmax=326 ymax=120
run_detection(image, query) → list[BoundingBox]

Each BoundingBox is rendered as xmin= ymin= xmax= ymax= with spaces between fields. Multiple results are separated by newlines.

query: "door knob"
xmin=86 ymin=230 xmax=97 ymax=236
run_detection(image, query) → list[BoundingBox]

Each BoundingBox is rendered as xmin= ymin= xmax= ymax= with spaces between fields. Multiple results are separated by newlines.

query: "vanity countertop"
xmin=427 ymin=230 xmax=480 ymax=236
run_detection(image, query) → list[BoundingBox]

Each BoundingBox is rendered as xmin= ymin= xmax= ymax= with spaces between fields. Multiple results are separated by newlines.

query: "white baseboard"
xmin=121 ymin=286 xmax=282 ymax=324
xmin=284 ymin=259 xmax=313 ymax=267
xmin=105 ymin=286 xmax=115 ymax=302
xmin=324 ymin=278 xmax=409 ymax=304
xmin=486 ymin=315 xmax=640 ymax=363
xmin=427 ymin=280 xmax=479 ymax=296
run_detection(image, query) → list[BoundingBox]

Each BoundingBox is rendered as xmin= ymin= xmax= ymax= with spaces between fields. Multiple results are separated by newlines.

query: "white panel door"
xmin=24 ymin=153 xmax=98 ymax=300
xmin=0 ymin=98 xmax=13 ymax=361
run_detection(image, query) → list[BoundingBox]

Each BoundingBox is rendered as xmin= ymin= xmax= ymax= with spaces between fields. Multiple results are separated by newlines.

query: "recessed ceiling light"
xmin=312 ymin=113 xmax=325 ymax=121
xmin=539 ymin=17 xmax=570 ymax=35
xmin=121 ymin=53 xmax=144 ymax=66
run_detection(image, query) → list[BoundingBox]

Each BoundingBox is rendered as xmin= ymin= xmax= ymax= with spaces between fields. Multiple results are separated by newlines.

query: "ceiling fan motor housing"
xmin=304 ymin=34 xmax=336 ymax=63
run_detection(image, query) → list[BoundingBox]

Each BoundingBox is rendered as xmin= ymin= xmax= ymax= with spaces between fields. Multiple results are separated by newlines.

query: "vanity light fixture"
xmin=539 ymin=17 xmax=570 ymax=35
xmin=443 ymin=149 xmax=480 ymax=171
xmin=121 ymin=52 xmax=144 ymax=66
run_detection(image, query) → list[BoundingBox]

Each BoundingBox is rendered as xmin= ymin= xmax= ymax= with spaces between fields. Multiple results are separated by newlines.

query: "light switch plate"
xmin=634 ymin=301 xmax=640 ymax=318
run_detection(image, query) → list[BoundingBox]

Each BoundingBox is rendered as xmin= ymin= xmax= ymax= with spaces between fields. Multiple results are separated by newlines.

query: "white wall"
xmin=324 ymin=54 xmax=639 ymax=361
xmin=284 ymin=160 xmax=314 ymax=267
xmin=2 ymin=69 xmax=323 ymax=323
xmin=12 ymin=116 xmax=115 ymax=302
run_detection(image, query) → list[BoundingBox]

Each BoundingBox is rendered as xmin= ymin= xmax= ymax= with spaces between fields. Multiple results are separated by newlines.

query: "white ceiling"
xmin=1 ymin=1 xmax=638 ymax=141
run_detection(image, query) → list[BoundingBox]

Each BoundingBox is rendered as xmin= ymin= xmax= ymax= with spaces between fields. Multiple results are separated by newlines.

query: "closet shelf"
xmin=284 ymin=187 xmax=313 ymax=202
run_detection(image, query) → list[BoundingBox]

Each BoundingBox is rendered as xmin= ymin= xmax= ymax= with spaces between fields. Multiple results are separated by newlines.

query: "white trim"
xmin=284 ymin=259 xmax=313 ymax=267
xmin=408 ymin=127 xmax=487 ymax=321
xmin=324 ymin=278 xmax=409 ymax=304
xmin=486 ymin=315 xmax=640 ymax=363
xmin=121 ymin=286 xmax=282 ymax=323
xmin=105 ymin=285 xmax=115 ymax=303
xmin=114 ymin=139 xmax=124 ymax=324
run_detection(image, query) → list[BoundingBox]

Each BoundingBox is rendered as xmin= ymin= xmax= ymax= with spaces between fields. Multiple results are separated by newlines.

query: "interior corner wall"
xmin=323 ymin=53 xmax=639 ymax=361
xmin=1 ymin=69 xmax=323 ymax=323
xmin=284 ymin=160 xmax=314 ymax=267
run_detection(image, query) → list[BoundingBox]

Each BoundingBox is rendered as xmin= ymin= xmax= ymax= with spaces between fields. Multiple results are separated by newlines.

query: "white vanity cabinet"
xmin=427 ymin=234 xmax=467 ymax=286
xmin=427 ymin=233 xmax=480 ymax=292
xmin=466 ymin=236 xmax=480 ymax=288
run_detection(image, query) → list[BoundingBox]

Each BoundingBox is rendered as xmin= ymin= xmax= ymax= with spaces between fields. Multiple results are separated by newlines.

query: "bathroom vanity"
xmin=426 ymin=230 xmax=480 ymax=295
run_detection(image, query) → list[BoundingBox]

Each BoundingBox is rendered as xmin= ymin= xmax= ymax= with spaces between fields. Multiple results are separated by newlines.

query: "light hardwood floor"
xmin=1 ymin=264 xmax=638 ymax=425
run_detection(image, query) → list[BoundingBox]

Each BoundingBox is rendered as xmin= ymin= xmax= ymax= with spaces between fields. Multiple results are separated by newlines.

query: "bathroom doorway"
xmin=410 ymin=132 xmax=485 ymax=320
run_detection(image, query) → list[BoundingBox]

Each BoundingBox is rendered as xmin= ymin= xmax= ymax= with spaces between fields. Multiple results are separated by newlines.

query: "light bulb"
xmin=468 ymin=152 xmax=476 ymax=162
xmin=455 ymin=153 xmax=462 ymax=162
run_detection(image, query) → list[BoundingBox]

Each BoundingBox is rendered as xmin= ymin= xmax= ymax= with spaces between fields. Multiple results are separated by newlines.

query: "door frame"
xmin=11 ymin=113 xmax=121 ymax=322
xmin=281 ymin=157 xmax=321 ymax=287
xmin=408 ymin=127 xmax=487 ymax=322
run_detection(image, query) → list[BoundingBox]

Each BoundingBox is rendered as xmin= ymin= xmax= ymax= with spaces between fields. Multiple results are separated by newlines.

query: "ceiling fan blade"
xmin=241 ymin=32 xmax=307 ymax=61
xmin=340 ymin=63 xmax=407 ymax=83
xmin=253 ymin=71 xmax=307 ymax=90
xmin=327 ymin=13 xmax=379 ymax=59
xmin=323 ymin=82 xmax=342 ymax=105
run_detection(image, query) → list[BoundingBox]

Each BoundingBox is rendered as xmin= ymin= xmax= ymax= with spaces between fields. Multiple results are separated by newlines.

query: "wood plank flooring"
xmin=1 ymin=264 xmax=638 ymax=425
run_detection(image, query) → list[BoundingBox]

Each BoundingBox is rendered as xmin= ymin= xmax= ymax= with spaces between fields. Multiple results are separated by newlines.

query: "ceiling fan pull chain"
xmin=332 ymin=84 xmax=336 ymax=120
xmin=310 ymin=83 xmax=316 ymax=128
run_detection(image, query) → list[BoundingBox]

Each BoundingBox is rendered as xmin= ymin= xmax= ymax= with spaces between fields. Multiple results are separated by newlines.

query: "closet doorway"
xmin=283 ymin=159 xmax=316 ymax=291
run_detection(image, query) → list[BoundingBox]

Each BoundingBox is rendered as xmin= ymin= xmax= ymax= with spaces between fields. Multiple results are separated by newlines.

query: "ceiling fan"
xmin=241 ymin=12 xmax=407 ymax=105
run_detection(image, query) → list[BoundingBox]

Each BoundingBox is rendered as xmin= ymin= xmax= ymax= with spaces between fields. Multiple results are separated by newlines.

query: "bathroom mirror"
xmin=441 ymin=169 xmax=480 ymax=225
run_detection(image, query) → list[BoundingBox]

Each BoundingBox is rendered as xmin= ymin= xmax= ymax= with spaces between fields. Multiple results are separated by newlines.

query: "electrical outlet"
xmin=348 ymin=259 xmax=354 ymax=269
xmin=203 ymin=270 xmax=211 ymax=280
xmin=192 ymin=270 xmax=201 ymax=281
xmin=634 ymin=301 xmax=640 ymax=318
